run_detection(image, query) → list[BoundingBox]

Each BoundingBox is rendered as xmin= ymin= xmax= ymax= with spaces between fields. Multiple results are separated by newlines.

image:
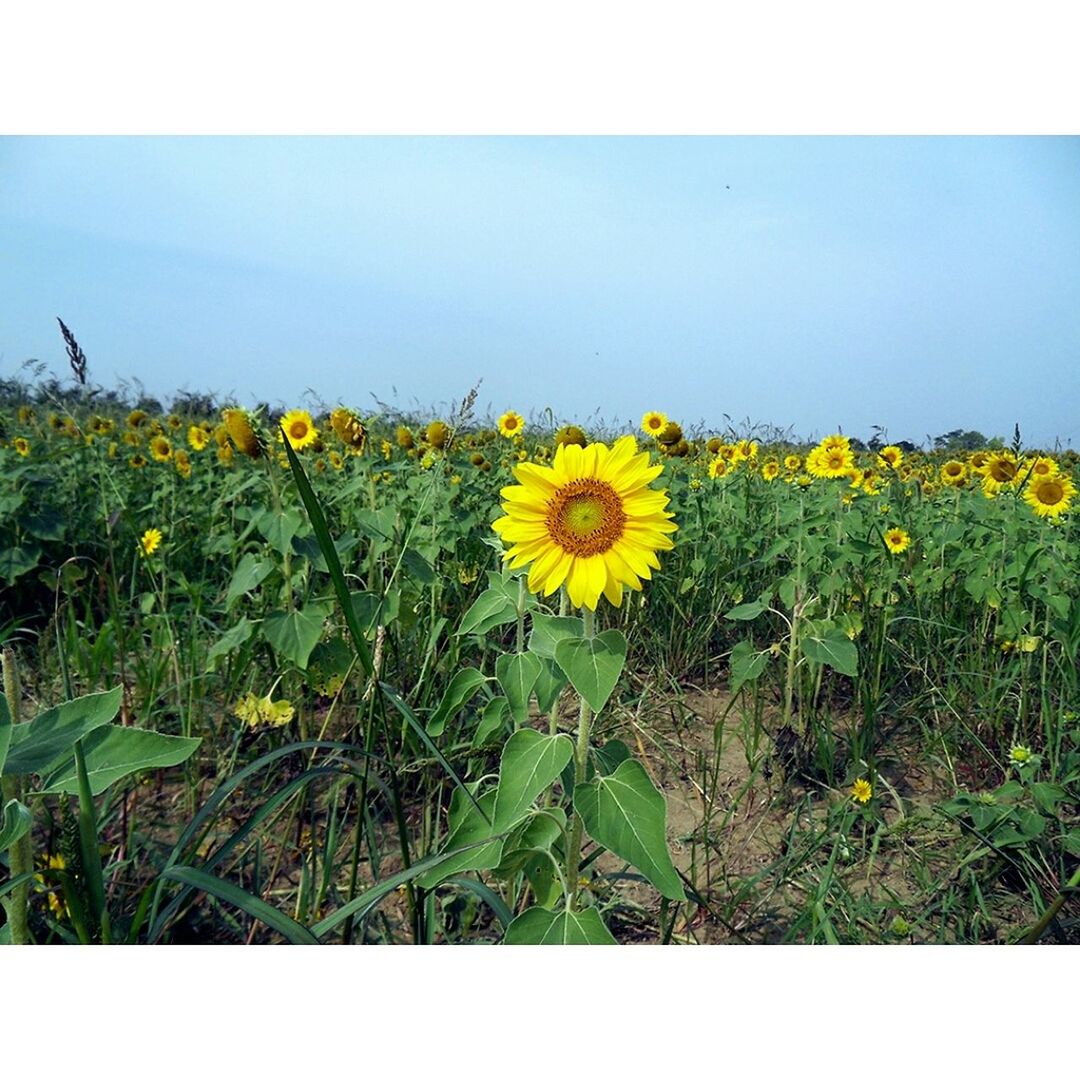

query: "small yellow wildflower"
xmin=850 ymin=778 xmax=872 ymax=804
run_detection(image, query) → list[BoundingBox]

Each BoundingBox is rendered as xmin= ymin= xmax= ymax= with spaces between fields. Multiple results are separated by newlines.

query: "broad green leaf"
xmin=401 ymin=547 xmax=435 ymax=585
xmin=494 ymin=808 xmax=567 ymax=876
xmin=801 ymin=628 xmax=858 ymax=677
xmin=20 ymin=508 xmax=65 ymax=541
xmin=291 ymin=533 xmax=358 ymax=573
xmin=533 ymin=657 xmax=569 ymax=714
xmin=39 ymin=725 xmax=201 ymax=796
xmin=725 ymin=600 xmax=768 ymax=621
xmin=730 ymin=639 xmax=771 ymax=694
xmin=4 ymin=687 xmax=122 ymax=777
xmin=0 ymin=545 xmax=41 ymax=585
xmin=257 ymin=507 xmax=306 ymax=556
xmin=0 ymin=799 xmax=31 ymax=850
xmin=457 ymin=587 xmax=518 ymax=637
xmin=555 ymin=630 xmax=627 ymax=713
xmin=261 ymin=602 xmax=332 ymax=669
xmin=205 ymin=617 xmax=255 ymax=671
xmin=226 ymin=554 xmax=274 ymax=607
xmin=428 ymin=667 xmax=488 ymax=736
xmin=593 ymin=739 xmax=631 ymax=776
xmin=350 ymin=590 xmax=400 ymax=633
xmin=503 ymin=906 xmax=617 ymax=945
xmin=496 ymin=652 xmax=543 ymax=726
xmin=493 ymin=729 xmax=574 ymax=831
xmin=574 ymin=759 xmax=685 ymax=901
xmin=472 ymin=697 xmax=510 ymax=748
xmin=528 ymin=613 xmax=584 ymax=659
xmin=417 ymin=790 xmax=503 ymax=889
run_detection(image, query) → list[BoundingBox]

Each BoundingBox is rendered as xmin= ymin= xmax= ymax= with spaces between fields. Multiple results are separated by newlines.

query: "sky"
xmin=3 ymin=136 xmax=1079 ymax=447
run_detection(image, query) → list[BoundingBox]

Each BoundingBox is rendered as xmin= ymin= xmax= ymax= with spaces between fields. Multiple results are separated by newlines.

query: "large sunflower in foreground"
xmin=280 ymin=409 xmax=319 ymax=451
xmin=492 ymin=435 xmax=677 ymax=610
xmin=1023 ymin=472 xmax=1075 ymax=519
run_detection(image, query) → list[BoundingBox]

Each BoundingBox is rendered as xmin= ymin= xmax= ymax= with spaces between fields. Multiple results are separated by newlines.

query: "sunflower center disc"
xmin=546 ymin=478 xmax=626 ymax=557
xmin=1038 ymin=481 xmax=1063 ymax=505
xmin=290 ymin=421 xmax=308 ymax=440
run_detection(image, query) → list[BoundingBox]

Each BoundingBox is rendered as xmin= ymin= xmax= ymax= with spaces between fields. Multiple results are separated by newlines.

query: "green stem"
xmin=564 ymin=606 xmax=595 ymax=911
xmin=2 ymin=649 xmax=32 ymax=945
xmin=1020 ymin=863 xmax=1080 ymax=944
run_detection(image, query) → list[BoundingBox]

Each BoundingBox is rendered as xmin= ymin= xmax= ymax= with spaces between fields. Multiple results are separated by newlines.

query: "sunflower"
xmin=708 ymin=457 xmax=729 ymax=479
xmin=129 ymin=454 xmax=147 ymax=469
xmin=127 ymin=409 xmax=148 ymax=429
xmin=784 ymin=454 xmax=802 ymax=472
xmin=1025 ymin=455 xmax=1058 ymax=479
xmin=330 ymin=407 xmax=367 ymax=452
xmin=328 ymin=450 xmax=345 ymax=470
xmin=969 ymin=450 xmax=991 ymax=475
xmin=555 ymin=425 xmax=587 ymax=448
xmin=806 ymin=444 xmax=855 ymax=479
xmin=706 ymin=437 xmax=723 ymax=455
xmin=13 ymin=437 xmax=30 ymax=457
xmin=188 ymin=425 xmax=210 ymax=451
xmin=139 ymin=527 xmax=163 ymax=557
xmin=878 ymin=445 xmax=903 ymax=469
xmin=166 ymin=414 xmax=183 ymax=431
xmin=820 ymin=433 xmax=850 ymax=453
xmin=498 ymin=411 xmax=525 ymax=439
xmin=761 ymin=460 xmax=780 ymax=482
xmin=280 ymin=409 xmax=318 ymax=451
xmin=217 ymin=444 xmax=235 ymax=467
xmin=641 ymin=411 xmax=667 ymax=438
xmin=425 ymin=421 xmax=449 ymax=450
xmin=174 ymin=450 xmax=192 ymax=479
xmin=223 ymin=408 xmax=264 ymax=459
xmin=396 ymin=425 xmax=415 ymax=450
xmin=1023 ymin=472 xmax=1075 ymax=519
xmin=940 ymin=460 xmax=967 ymax=487
xmin=492 ymin=435 xmax=677 ymax=610
xmin=883 ymin=527 xmax=911 ymax=554
xmin=149 ymin=436 xmax=173 ymax=462
xmin=982 ymin=450 xmax=1019 ymax=494
xmin=658 ymin=421 xmax=683 ymax=447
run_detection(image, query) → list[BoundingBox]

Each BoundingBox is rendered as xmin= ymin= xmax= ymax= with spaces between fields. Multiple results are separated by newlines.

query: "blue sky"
xmin=3 ymin=136 xmax=1078 ymax=446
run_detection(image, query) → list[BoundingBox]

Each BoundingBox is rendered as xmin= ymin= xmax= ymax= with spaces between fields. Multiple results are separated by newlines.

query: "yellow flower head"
xmin=850 ymin=778 xmax=872 ymax=804
xmin=127 ymin=409 xmax=148 ymax=429
xmin=1023 ymin=472 xmax=1075 ymax=520
xmin=761 ymin=460 xmax=780 ymax=481
xmin=940 ymin=459 xmax=967 ymax=487
xmin=498 ymin=411 xmax=525 ymax=439
xmin=641 ymin=411 xmax=668 ymax=438
xmin=139 ymin=528 xmax=163 ymax=557
xmin=149 ymin=435 xmax=173 ymax=462
xmin=13 ymin=437 xmax=31 ymax=457
xmin=188 ymin=424 xmax=210 ymax=451
xmin=234 ymin=692 xmax=295 ymax=730
xmin=806 ymin=444 xmax=855 ymax=479
xmin=280 ymin=409 xmax=319 ymax=451
xmin=492 ymin=435 xmax=677 ymax=611
xmin=708 ymin=457 xmax=729 ymax=480
xmin=883 ymin=527 xmax=911 ymax=555
xmin=425 ymin=420 xmax=450 ymax=451
xmin=330 ymin=407 xmax=367 ymax=452
xmin=878 ymin=445 xmax=903 ymax=469
xmin=174 ymin=450 xmax=192 ymax=479
xmin=223 ymin=408 xmax=264 ymax=460
xmin=1008 ymin=745 xmax=1032 ymax=765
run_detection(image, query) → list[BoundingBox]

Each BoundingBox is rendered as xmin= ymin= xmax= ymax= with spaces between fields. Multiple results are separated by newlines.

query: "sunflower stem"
xmin=564 ymin=606 xmax=595 ymax=912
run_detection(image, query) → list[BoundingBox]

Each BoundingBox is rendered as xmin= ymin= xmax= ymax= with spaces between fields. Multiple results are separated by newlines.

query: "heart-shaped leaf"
xmin=496 ymin=652 xmax=543 ymax=726
xmin=493 ymin=729 xmax=574 ymax=831
xmin=801 ymin=627 xmax=858 ymax=677
xmin=574 ymin=758 xmax=685 ymax=901
xmin=555 ymin=629 xmax=627 ymax=713
xmin=427 ymin=667 xmax=488 ymax=736
xmin=261 ymin=602 xmax=332 ymax=670
xmin=4 ymin=687 xmax=122 ymax=777
xmin=503 ymin=905 xmax=617 ymax=945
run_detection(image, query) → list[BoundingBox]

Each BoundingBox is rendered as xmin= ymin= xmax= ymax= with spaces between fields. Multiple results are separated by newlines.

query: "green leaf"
xmin=504 ymin=906 xmax=617 ymax=945
xmin=291 ymin=533 xmax=358 ymax=573
xmin=725 ymin=600 xmax=768 ymax=621
xmin=801 ymin=628 xmax=858 ymax=677
xmin=493 ymin=729 xmax=574 ymax=831
xmin=574 ymin=758 xmax=686 ymax=901
xmin=554 ymin=629 xmax=627 ymax=713
xmin=205 ymin=617 xmax=255 ymax=671
xmin=38 ymin=725 xmax=201 ymax=796
xmin=457 ymin=587 xmax=518 ymax=637
xmin=261 ymin=602 xmax=332 ymax=669
xmin=0 ymin=545 xmax=41 ymax=585
xmin=730 ymin=639 xmax=771 ymax=694
xmin=528 ymin=613 xmax=584 ymax=659
xmin=0 ymin=799 xmax=31 ymax=850
xmin=533 ymin=657 xmax=569 ymax=715
xmin=417 ymin=790 xmax=503 ymax=889
xmin=472 ymin=697 xmax=510 ymax=748
xmin=226 ymin=553 xmax=274 ymax=607
xmin=593 ymin=739 xmax=632 ymax=776
xmin=257 ymin=507 xmax=306 ymax=556
xmin=20 ymin=508 xmax=65 ymax=541
xmin=280 ymin=436 xmax=373 ymax=677
xmin=494 ymin=808 xmax=567 ymax=876
xmin=428 ymin=667 xmax=488 ymax=736
xmin=496 ymin=652 xmax=543 ymax=726
xmin=4 ymin=687 xmax=122 ymax=777
xmin=161 ymin=866 xmax=318 ymax=945
xmin=350 ymin=590 xmax=400 ymax=633
xmin=401 ymin=547 xmax=435 ymax=585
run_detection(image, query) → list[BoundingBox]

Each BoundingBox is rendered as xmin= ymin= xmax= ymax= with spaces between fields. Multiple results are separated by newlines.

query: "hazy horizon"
xmin=4 ymin=136 xmax=1079 ymax=447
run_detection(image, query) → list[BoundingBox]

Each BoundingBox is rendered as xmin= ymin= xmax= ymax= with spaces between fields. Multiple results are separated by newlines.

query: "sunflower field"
xmin=1 ymin=390 xmax=1078 ymax=945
